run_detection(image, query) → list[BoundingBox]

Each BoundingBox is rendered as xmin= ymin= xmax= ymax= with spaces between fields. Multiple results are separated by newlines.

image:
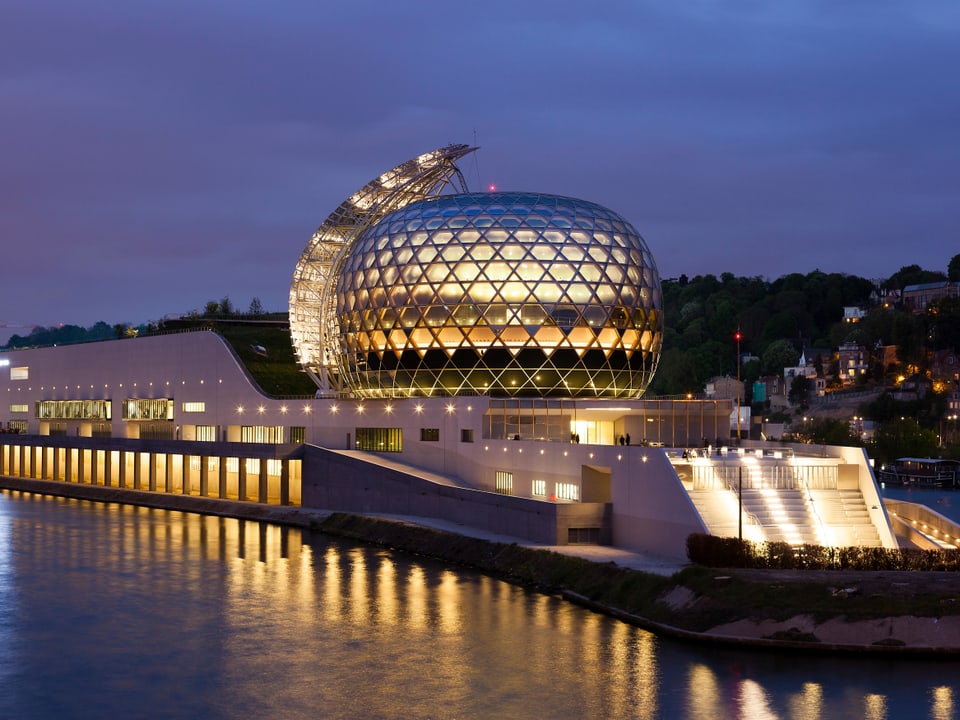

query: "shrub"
xmin=686 ymin=533 xmax=960 ymax=571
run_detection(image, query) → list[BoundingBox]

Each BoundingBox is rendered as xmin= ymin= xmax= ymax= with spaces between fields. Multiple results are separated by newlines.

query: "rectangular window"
xmin=195 ymin=425 xmax=217 ymax=442
xmin=555 ymin=482 xmax=579 ymax=501
xmin=10 ymin=367 xmax=28 ymax=381
xmin=8 ymin=421 xmax=27 ymax=433
xmin=460 ymin=428 xmax=474 ymax=443
xmin=495 ymin=471 xmax=513 ymax=495
xmin=36 ymin=400 xmax=112 ymax=420
xmin=182 ymin=402 xmax=206 ymax=413
xmin=139 ymin=423 xmax=174 ymax=441
xmin=241 ymin=426 xmax=284 ymax=443
xmin=9 ymin=404 xmax=28 ymax=414
xmin=123 ymin=398 xmax=173 ymax=421
xmin=356 ymin=427 xmax=402 ymax=452
xmin=420 ymin=428 xmax=440 ymax=442
xmin=532 ymin=479 xmax=546 ymax=497
xmin=290 ymin=426 xmax=306 ymax=444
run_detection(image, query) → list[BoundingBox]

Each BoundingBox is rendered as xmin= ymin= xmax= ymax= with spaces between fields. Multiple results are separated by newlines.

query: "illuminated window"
xmin=10 ymin=367 xmax=28 ymax=381
xmin=240 ymin=426 xmax=284 ymax=443
xmin=182 ymin=402 xmax=206 ymax=413
xmin=195 ymin=425 xmax=217 ymax=442
xmin=36 ymin=400 xmax=112 ymax=420
xmin=9 ymin=404 xmax=28 ymax=414
xmin=355 ymin=427 xmax=402 ymax=452
xmin=290 ymin=426 xmax=306 ymax=444
xmin=420 ymin=428 xmax=440 ymax=442
xmin=7 ymin=421 xmax=27 ymax=433
xmin=495 ymin=471 xmax=513 ymax=495
xmin=532 ymin=479 xmax=546 ymax=497
xmin=555 ymin=482 xmax=579 ymax=501
xmin=123 ymin=398 xmax=173 ymax=421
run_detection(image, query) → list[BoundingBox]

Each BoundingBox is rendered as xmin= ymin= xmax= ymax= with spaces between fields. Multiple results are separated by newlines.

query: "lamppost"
xmin=735 ymin=330 xmax=742 ymax=442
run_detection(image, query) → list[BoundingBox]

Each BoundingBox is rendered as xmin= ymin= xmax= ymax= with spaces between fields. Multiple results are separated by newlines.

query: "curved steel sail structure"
xmin=289 ymin=144 xmax=477 ymax=391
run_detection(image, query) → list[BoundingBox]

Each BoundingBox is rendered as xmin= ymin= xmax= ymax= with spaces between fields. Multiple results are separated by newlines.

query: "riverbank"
xmin=3 ymin=476 xmax=959 ymax=655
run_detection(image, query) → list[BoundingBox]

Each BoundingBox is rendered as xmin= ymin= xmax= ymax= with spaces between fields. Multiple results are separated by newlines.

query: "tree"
xmin=949 ymin=253 xmax=960 ymax=282
xmin=884 ymin=264 xmax=946 ymax=290
xmin=813 ymin=353 xmax=824 ymax=378
xmin=249 ymin=297 xmax=264 ymax=315
xmin=219 ymin=296 xmax=234 ymax=316
xmin=869 ymin=418 xmax=939 ymax=464
xmin=761 ymin=339 xmax=799 ymax=375
xmin=796 ymin=417 xmax=859 ymax=446
xmin=788 ymin=375 xmax=811 ymax=410
xmin=203 ymin=301 xmax=220 ymax=317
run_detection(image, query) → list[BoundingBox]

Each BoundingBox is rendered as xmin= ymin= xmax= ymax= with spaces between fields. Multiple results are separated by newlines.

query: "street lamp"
xmin=735 ymin=330 xmax=742 ymax=441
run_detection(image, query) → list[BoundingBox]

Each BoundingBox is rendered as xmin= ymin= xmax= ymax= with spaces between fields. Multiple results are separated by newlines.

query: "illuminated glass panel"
xmin=495 ymin=471 xmax=513 ymax=495
xmin=123 ymin=399 xmax=173 ymax=421
xmin=37 ymin=400 xmax=112 ymax=420
xmin=10 ymin=367 xmax=28 ymax=381
xmin=532 ymin=479 xmax=546 ymax=497
xmin=195 ymin=425 xmax=217 ymax=442
xmin=182 ymin=402 xmax=206 ymax=413
xmin=334 ymin=193 xmax=662 ymax=398
xmin=355 ymin=427 xmax=402 ymax=452
xmin=9 ymin=404 xmax=28 ymax=413
xmin=240 ymin=426 xmax=284 ymax=443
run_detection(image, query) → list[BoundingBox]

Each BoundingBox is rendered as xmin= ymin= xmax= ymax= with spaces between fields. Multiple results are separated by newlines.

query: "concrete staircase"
xmin=686 ymin=486 xmax=882 ymax=547
xmin=739 ymin=489 xmax=823 ymax=545
xmin=808 ymin=489 xmax=881 ymax=546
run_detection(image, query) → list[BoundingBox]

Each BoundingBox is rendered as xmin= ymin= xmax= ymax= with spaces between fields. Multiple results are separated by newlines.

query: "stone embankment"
xmin=3 ymin=476 xmax=959 ymax=655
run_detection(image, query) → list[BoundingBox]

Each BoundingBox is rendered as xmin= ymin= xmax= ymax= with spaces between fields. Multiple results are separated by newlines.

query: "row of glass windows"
xmin=31 ymin=399 xmax=206 ymax=422
xmin=123 ymin=399 xmax=174 ymax=421
xmin=37 ymin=400 xmax=112 ymax=420
xmin=9 ymin=405 xmax=28 ymax=414
xmin=516 ymin=478 xmax=580 ymax=501
xmin=241 ymin=426 xmax=284 ymax=444
xmin=355 ymin=427 xmax=403 ymax=452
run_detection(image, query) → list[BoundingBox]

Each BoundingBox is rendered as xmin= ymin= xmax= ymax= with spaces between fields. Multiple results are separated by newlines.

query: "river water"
xmin=0 ymin=490 xmax=957 ymax=720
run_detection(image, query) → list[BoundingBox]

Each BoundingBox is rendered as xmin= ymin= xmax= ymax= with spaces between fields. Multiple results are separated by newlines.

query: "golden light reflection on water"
xmin=932 ymin=685 xmax=954 ymax=720
xmin=609 ymin=620 xmax=659 ymax=719
xmin=740 ymin=679 xmax=779 ymax=719
xmin=6 ymin=492 xmax=960 ymax=720
xmin=348 ymin=547 xmax=370 ymax=625
xmin=864 ymin=692 xmax=887 ymax=720
xmin=375 ymin=555 xmax=398 ymax=625
xmin=437 ymin=570 xmax=462 ymax=634
xmin=788 ymin=682 xmax=823 ymax=720
xmin=405 ymin=564 xmax=427 ymax=630
xmin=687 ymin=664 xmax=721 ymax=720
xmin=323 ymin=544 xmax=343 ymax=623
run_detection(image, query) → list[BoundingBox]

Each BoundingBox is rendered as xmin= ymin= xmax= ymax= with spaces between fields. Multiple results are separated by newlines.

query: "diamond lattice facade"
xmin=289 ymin=145 xmax=476 ymax=389
xmin=332 ymin=192 xmax=662 ymax=398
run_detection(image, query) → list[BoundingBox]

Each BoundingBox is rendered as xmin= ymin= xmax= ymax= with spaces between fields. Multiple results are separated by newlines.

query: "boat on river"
xmin=878 ymin=457 xmax=960 ymax=488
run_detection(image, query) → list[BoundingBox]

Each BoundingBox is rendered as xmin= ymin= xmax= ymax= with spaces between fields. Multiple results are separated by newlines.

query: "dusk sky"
xmin=3 ymin=1 xmax=958 ymax=334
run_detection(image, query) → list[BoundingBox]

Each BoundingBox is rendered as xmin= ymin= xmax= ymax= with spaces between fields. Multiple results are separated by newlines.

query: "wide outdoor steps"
xmin=687 ymin=486 xmax=881 ymax=547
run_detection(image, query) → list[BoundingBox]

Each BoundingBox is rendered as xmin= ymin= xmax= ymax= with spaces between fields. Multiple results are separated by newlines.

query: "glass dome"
xmin=333 ymin=192 xmax=662 ymax=398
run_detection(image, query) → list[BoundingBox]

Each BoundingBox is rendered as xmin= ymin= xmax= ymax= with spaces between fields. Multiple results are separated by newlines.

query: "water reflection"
xmin=0 ymin=490 xmax=957 ymax=719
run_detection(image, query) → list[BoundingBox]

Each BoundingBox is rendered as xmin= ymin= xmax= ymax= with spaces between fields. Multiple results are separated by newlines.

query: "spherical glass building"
xmin=332 ymin=191 xmax=662 ymax=398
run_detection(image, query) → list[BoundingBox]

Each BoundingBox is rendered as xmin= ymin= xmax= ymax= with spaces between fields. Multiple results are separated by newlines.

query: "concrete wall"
xmin=607 ymin=447 xmax=706 ymax=560
xmin=300 ymin=445 xmax=608 ymax=545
